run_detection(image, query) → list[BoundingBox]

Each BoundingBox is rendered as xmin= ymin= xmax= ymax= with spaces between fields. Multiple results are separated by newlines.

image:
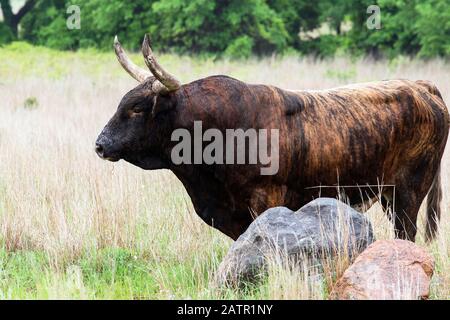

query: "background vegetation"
xmin=0 ymin=0 xmax=449 ymax=59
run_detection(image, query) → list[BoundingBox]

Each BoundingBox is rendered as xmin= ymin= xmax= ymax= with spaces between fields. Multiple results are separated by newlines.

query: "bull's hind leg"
xmin=384 ymin=190 xmax=421 ymax=241
xmin=381 ymin=163 xmax=438 ymax=242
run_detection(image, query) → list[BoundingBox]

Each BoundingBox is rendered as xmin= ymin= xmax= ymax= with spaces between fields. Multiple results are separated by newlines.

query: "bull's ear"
xmin=151 ymin=94 xmax=175 ymax=118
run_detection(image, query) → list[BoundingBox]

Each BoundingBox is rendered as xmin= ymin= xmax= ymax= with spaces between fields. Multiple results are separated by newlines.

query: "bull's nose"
xmin=95 ymin=143 xmax=104 ymax=158
xmin=95 ymin=136 xmax=120 ymax=161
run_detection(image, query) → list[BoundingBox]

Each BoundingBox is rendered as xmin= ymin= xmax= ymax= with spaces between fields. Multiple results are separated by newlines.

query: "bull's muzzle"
xmin=95 ymin=135 xmax=119 ymax=162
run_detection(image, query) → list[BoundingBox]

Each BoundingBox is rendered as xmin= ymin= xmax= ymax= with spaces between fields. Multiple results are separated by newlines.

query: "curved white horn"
xmin=142 ymin=34 xmax=181 ymax=92
xmin=114 ymin=35 xmax=152 ymax=83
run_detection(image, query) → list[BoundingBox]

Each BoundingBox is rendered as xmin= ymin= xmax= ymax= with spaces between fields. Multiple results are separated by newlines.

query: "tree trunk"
xmin=0 ymin=0 xmax=36 ymax=38
xmin=335 ymin=23 xmax=341 ymax=36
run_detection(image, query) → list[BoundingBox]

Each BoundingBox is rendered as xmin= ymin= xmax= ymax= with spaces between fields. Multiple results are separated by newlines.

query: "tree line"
xmin=0 ymin=0 xmax=449 ymax=58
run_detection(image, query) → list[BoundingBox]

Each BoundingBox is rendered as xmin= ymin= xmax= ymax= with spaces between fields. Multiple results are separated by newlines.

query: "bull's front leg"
xmin=249 ymin=184 xmax=289 ymax=216
xmin=197 ymin=205 xmax=253 ymax=240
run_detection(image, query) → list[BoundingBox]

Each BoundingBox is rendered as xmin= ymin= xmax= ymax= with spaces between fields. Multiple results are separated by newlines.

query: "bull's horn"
xmin=142 ymin=34 xmax=181 ymax=92
xmin=114 ymin=35 xmax=152 ymax=83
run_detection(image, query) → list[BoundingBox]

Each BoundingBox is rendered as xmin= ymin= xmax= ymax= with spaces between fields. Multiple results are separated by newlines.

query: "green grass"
xmin=0 ymin=42 xmax=217 ymax=83
xmin=0 ymin=244 xmax=269 ymax=299
xmin=0 ymin=246 xmax=218 ymax=299
xmin=0 ymin=42 xmax=117 ymax=80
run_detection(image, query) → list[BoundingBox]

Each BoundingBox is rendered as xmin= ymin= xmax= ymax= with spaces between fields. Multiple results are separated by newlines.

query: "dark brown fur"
xmin=96 ymin=76 xmax=449 ymax=242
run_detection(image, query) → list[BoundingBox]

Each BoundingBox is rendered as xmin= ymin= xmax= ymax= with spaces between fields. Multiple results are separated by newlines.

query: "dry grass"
xmin=0 ymin=44 xmax=448 ymax=299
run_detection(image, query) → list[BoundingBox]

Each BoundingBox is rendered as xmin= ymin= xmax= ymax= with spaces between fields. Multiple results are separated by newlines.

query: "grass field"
xmin=0 ymin=42 xmax=448 ymax=299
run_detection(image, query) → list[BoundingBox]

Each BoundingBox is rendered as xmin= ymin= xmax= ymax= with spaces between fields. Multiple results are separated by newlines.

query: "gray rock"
xmin=215 ymin=198 xmax=375 ymax=286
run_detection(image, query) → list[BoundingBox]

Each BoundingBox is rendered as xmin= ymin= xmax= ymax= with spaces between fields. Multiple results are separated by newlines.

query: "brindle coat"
xmin=96 ymin=76 xmax=449 ymax=242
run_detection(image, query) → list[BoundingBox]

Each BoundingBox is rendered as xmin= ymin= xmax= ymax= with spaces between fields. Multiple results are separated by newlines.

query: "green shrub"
xmin=23 ymin=97 xmax=39 ymax=110
xmin=1 ymin=0 xmax=449 ymax=58
xmin=415 ymin=0 xmax=450 ymax=58
xmin=304 ymin=35 xmax=345 ymax=58
xmin=224 ymin=36 xmax=254 ymax=59
xmin=0 ymin=22 xmax=14 ymax=45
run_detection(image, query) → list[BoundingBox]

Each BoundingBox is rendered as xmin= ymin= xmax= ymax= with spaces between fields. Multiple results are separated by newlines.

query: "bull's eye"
xmin=128 ymin=105 xmax=145 ymax=118
xmin=132 ymin=106 xmax=144 ymax=114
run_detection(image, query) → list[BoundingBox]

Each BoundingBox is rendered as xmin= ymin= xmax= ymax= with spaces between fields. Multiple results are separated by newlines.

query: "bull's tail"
xmin=425 ymin=165 xmax=442 ymax=242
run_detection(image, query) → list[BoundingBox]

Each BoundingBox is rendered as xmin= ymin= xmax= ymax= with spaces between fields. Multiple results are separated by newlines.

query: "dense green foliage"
xmin=0 ymin=0 xmax=449 ymax=58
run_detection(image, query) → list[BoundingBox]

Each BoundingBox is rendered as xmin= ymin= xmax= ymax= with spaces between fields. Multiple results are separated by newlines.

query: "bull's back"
xmin=279 ymin=79 xmax=449 ymax=186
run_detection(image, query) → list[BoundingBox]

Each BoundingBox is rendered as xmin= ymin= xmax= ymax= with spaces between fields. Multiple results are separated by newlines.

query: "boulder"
xmin=215 ymin=198 xmax=374 ymax=286
xmin=330 ymin=239 xmax=434 ymax=300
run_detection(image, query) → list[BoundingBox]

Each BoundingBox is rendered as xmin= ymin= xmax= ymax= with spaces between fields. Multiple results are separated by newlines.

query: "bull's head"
xmin=95 ymin=35 xmax=181 ymax=169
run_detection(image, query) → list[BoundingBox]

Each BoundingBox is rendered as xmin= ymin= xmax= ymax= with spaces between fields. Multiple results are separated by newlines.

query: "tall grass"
xmin=0 ymin=43 xmax=448 ymax=299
